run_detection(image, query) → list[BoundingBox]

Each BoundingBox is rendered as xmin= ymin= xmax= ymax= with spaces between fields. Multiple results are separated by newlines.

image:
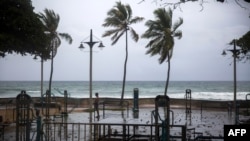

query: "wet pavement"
xmin=2 ymin=107 xmax=236 ymax=141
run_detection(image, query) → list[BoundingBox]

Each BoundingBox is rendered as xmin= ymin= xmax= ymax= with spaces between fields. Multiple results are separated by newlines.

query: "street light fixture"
xmin=78 ymin=29 xmax=105 ymax=119
xmin=222 ymin=39 xmax=241 ymax=125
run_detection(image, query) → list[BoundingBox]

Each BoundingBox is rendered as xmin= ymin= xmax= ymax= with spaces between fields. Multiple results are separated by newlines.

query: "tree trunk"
xmin=46 ymin=46 xmax=54 ymax=119
xmin=121 ymin=29 xmax=128 ymax=104
xmin=164 ymin=52 xmax=171 ymax=96
xmin=164 ymin=51 xmax=171 ymax=120
xmin=49 ymin=47 xmax=54 ymax=99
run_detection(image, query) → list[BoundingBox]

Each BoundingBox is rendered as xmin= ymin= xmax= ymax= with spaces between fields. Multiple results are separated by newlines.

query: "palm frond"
xmin=111 ymin=30 xmax=125 ymax=45
xmin=129 ymin=28 xmax=139 ymax=42
xmin=125 ymin=4 xmax=132 ymax=21
xmin=116 ymin=1 xmax=127 ymax=21
xmin=102 ymin=17 xmax=122 ymax=27
xmin=102 ymin=28 xmax=120 ymax=37
xmin=172 ymin=17 xmax=183 ymax=33
xmin=59 ymin=33 xmax=73 ymax=44
xmin=102 ymin=1 xmax=143 ymax=46
xmin=39 ymin=8 xmax=72 ymax=58
xmin=130 ymin=16 xmax=144 ymax=24
xmin=154 ymin=8 xmax=171 ymax=29
xmin=41 ymin=8 xmax=60 ymax=32
xmin=142 ymin=7 xmax=183 ymax=64
xmin=111 ymin=31 xmax=119 ymax=41
xmin=173 ymin=30 xmax=182 ymax=39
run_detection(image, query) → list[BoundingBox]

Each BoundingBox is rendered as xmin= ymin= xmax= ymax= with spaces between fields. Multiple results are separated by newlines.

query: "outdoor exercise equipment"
xmin=154 ymin=95 xmax=170 ymax=141
xmin=185 ymin=89 xmax=192 ymax=125
xmin=133 ymin=88 xmax=139 ymax=118
xmin=15 ymin=90 xmax=34 ymax=141
xmin=38 ymin=90 xmax=62 ymax=117
xmin=54 ymin=88 xmax=70 ymax=115
xmin=35 ymin=109 xmax=41 ymax=141
xmin=246 ymin=93 xmax=250 ymax=115
xmin=236 ymin=93 xmax=250 ymax=124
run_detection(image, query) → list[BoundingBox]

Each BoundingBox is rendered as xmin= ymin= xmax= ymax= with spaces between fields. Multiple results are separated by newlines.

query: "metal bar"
xmin=127 ymin=102 xmax=129 ymax=117
xmin=99 ymin=124 xmax=101 ymax=139
xmin=103 ymin=124 xmax=105 ymax=139
xmin=108 ymin=125 xmax=111 ymax=138
xmin=170 ymin=110 xmax=174 ymax=125
xmin=78 ymin=123 xmax=80 ymax=141
xmin=53 ymin=123 xmax=56 ymax=141
xmin=127 ymin=125 xmax=130 ymax=139
xmin=122 ymin=124 xmax=126 ymax=140
xmin=59 ymin=122 xmax=62 ymax=141
xmin=84 ymin=124 xmax=86 ymax=141
xmin=102 ymin=102 xmax=105 ymax=118
xmin=182 ymin=126 xmax=186 ymax=141
xmin=72 ymin=124 xmax=74 ymax=141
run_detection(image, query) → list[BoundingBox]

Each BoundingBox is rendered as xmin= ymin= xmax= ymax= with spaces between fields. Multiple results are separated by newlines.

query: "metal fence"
xmin=41 ymin=122 xmax=187 ymax=141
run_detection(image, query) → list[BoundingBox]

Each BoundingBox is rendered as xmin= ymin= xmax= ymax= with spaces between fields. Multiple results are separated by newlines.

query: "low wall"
xmin=1 ymin=97 xmax=248 ymax=109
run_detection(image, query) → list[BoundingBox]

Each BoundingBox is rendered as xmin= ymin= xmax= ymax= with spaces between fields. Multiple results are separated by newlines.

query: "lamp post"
xmin=222 ymin=39 xmax=240 ymax=125
xmin=79 ymin=29 xmax=105 ymax=119
xmin=34 ymin=55 xmax=44 ymax=98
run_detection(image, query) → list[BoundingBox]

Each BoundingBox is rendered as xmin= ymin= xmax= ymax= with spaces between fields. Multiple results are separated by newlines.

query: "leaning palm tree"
xmin=102 ymin=1 xmax=144 ymax=102
xmin=39 ymin=8 xmax=73 ymax=97
xmin=141 ymin=8 xmax=183 ymax=96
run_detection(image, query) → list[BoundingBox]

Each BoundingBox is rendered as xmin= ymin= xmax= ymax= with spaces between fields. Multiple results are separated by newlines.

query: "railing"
xmin=41 ymin=122 xmax=187 ymax=141
xmin=186 ymin=127 xmax=203 ymax=140
xmin=186 ymin=128 xmax=224 ymax=141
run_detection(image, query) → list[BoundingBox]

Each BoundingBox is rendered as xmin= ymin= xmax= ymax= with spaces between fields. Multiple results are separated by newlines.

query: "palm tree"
xmin=39 ymin=8 xmax=73 ymax=97
xmin=228 ymin=31 xmax=250 ymax=62
xmin=141 ymin=8 xmax=183 ymax=96
xmin=102 ymin=1 xmax=144 ymax=102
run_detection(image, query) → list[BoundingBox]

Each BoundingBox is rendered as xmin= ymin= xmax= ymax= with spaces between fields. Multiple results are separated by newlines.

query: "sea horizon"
xmin=1 ymin=80 xmax=250 ymax=82
xmin=0 ymin=80 xmax=249 ymax=100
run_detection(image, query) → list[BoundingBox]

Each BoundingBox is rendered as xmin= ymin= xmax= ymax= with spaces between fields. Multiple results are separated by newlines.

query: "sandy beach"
xmin=0 ymin=97 xmax=250 ymax=141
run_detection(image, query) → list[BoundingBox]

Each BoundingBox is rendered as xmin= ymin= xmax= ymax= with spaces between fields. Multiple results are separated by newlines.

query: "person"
xmin=94 ymin=92 xmax=100 ymax=118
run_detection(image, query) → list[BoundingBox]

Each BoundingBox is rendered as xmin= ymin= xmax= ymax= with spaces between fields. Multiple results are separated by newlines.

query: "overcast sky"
xmin=0 ymin=0 xmax=250 ymax=81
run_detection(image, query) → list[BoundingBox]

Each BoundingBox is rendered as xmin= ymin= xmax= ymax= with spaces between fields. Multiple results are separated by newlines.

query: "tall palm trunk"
xmin=121 ymin=29 xmax=128 ymax=103
xmin=164 ymin=51 xmax=171 ymax=96
xmin=46 ymin=47 xmax=54 ymax=119
xmin=49 ymin=47 xmax=54 ymax=98
xmin=164 ymin=51 xmax=171 ymax=120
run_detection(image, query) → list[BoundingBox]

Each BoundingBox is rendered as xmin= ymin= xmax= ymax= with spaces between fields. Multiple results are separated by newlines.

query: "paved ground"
xmin=58 ymin=107 xmax=234 ymax=140
xmin=1 ymin=107 xmax=240 ymax=141
xmin=73 ymin=108 xmax=234 ymax=136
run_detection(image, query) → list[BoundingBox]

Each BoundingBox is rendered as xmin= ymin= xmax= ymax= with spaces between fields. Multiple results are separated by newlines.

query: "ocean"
xmin=0 ymin=81 xmax=249 ymax=101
